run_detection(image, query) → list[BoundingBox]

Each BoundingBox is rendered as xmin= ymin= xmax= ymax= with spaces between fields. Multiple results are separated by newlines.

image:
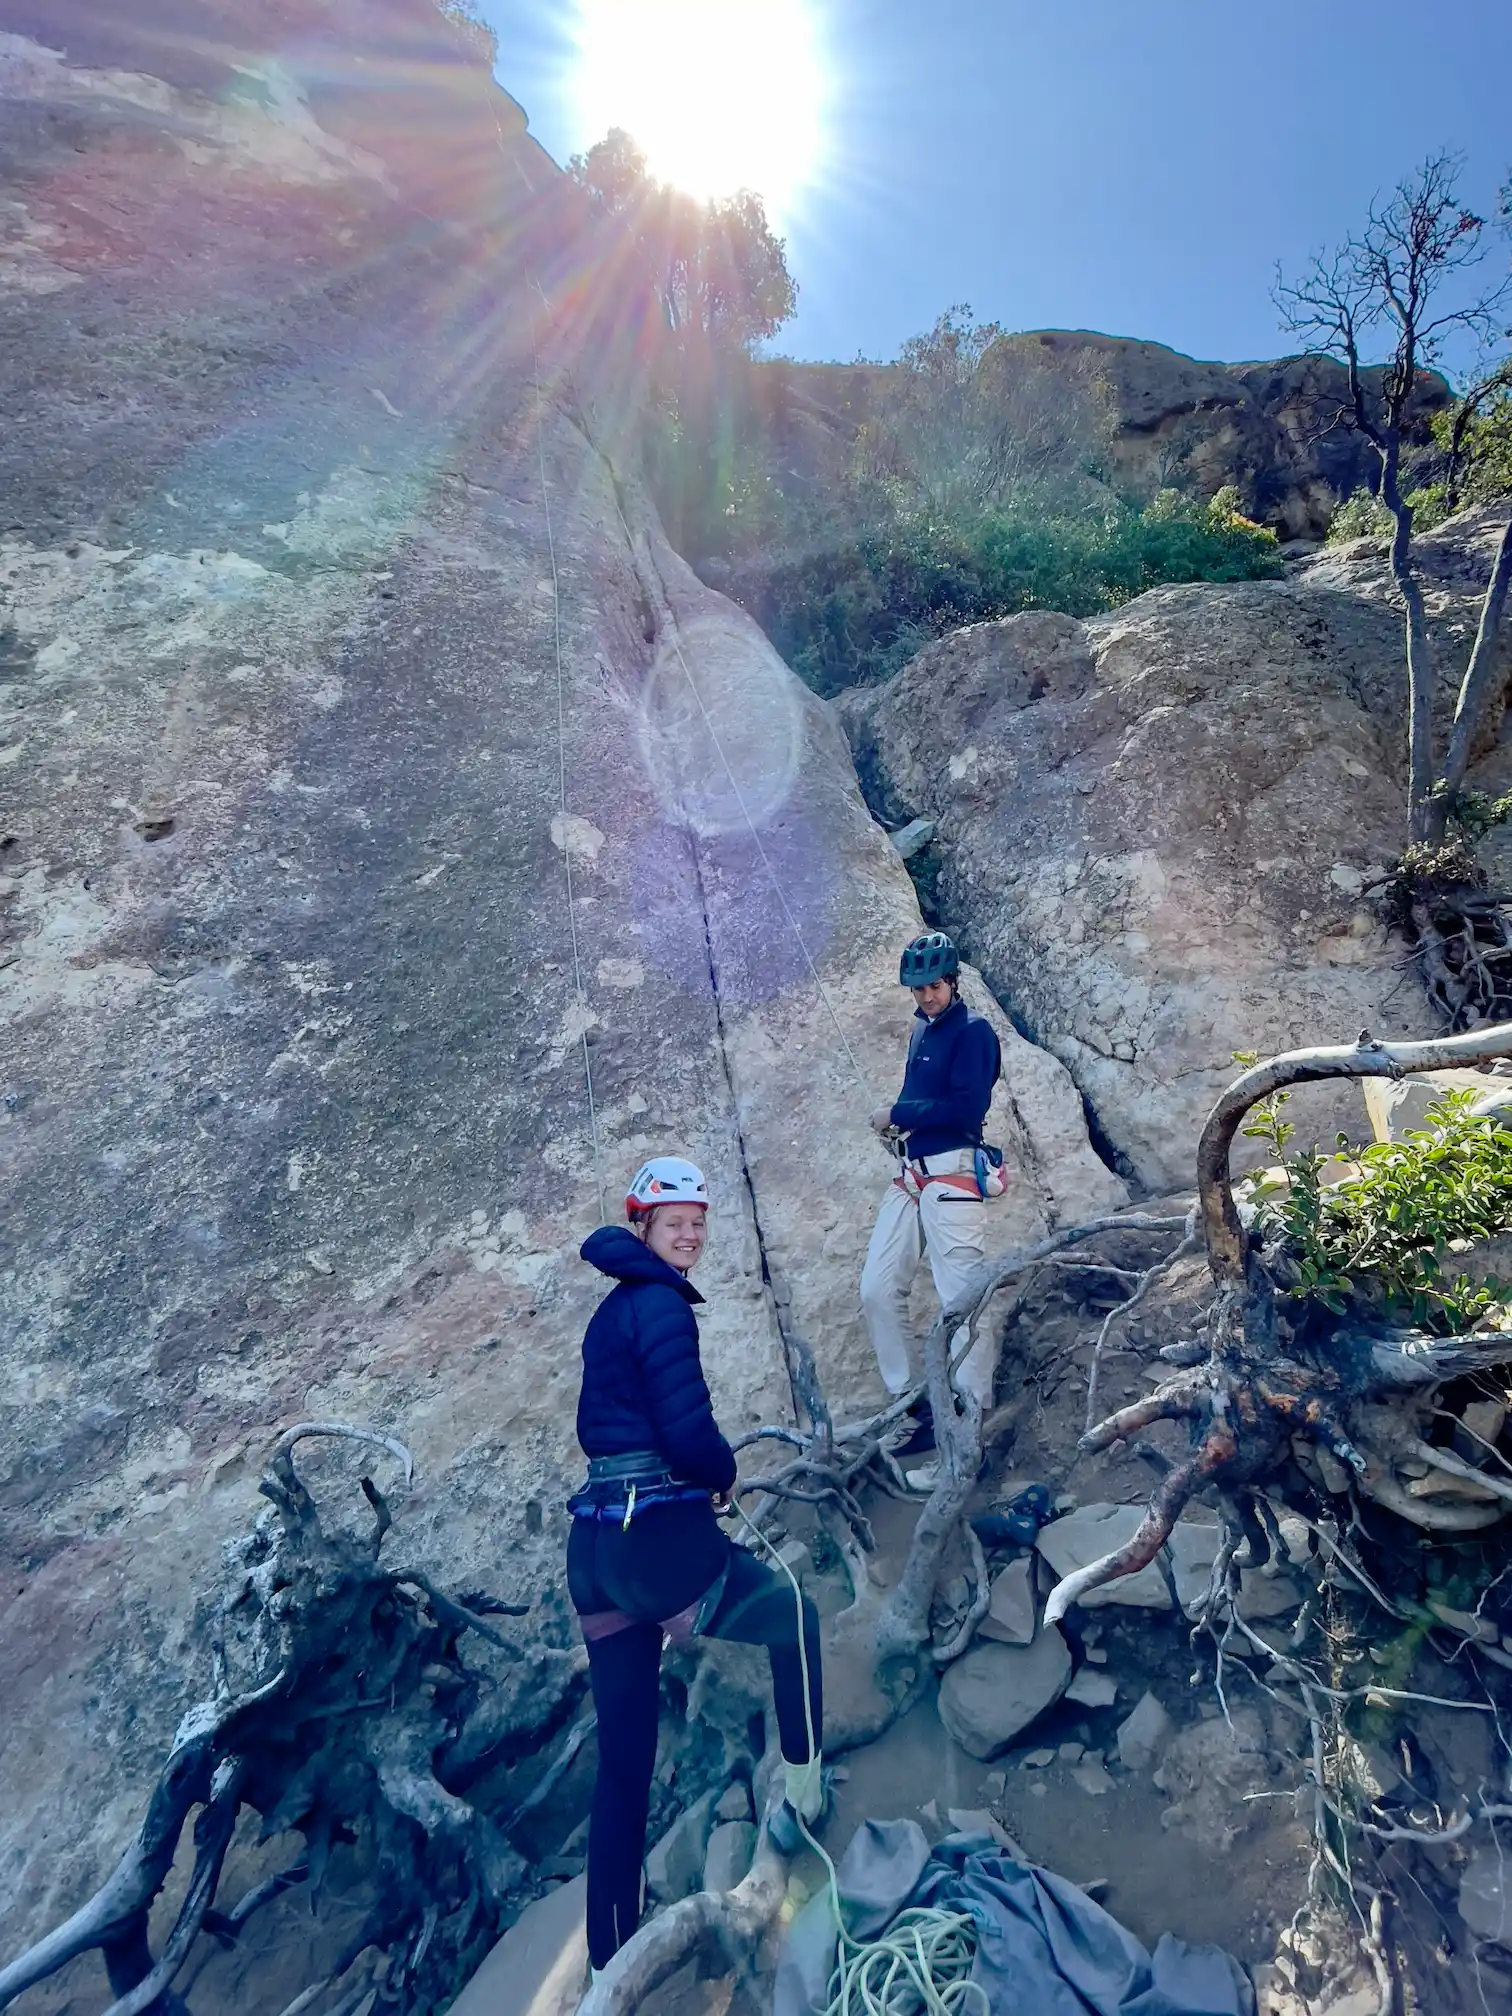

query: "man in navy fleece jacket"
xmin=860 ymin=932 xmax=1001 ymax=1473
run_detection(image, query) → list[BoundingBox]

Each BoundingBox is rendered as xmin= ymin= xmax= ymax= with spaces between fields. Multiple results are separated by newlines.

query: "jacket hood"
xmin=580 ymin=1225 xmax=704 ymax=1303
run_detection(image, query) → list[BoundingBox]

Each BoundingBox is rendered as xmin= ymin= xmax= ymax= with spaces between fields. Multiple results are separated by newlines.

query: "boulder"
xmin=703 ymin=1820 xmax=757 ymax=1893
xmin=937 ymin=1630 xmax=1072 ymax=1759
xmin=715 ymin=1780 xmax=754 ymax=1823
xmin=839 ymin=516 xmax=1512 ymax=1183
xmin=977 ymin=1557 xmax=1037 ymax=1645
xmin=1036 ymin=1505 xmax=1173 ymax=1610
xmin=1116 ymin=1693 xmax=1174 ymax=1773
xmin=449 ymin=1875 xmax=587 ymax=2016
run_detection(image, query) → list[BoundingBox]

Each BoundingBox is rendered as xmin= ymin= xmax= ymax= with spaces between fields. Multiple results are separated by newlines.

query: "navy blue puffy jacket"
xmin=889 ymin=996 xmax=1002 ymax=1159
xmin=575 ymin=1226 xmax=738 ymax=1493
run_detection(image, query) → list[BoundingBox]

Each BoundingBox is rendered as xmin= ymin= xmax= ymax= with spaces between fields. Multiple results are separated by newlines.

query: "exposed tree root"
xmin=1047 ymin=1026 xmax=1512 ymax=1622
xmin=0 ymin=1426 xmax=530 ymax=2016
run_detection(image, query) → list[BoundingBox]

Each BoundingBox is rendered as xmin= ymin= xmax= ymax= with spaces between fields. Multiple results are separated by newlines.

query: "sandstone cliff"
xmin=0 ymin=0 xmax=1124 ymax=1961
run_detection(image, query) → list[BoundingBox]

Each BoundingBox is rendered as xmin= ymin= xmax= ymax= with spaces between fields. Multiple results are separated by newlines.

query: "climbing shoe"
xmin=766 ymin=1763 xmax=835 ymax=1855
xmin=890 ymin=1397 xmax=936 ymax=1460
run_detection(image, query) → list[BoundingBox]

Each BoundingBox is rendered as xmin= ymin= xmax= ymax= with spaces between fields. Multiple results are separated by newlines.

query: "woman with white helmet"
xmin=567 ymin=1156 xmax=826 ymax=1974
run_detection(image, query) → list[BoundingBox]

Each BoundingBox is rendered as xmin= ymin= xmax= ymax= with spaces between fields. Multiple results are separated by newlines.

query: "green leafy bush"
xmin=1244 ymin=1088 xmax=1512 ymax=1332
xmin=745 ymin=496 xmax=1282 ymax=696
xmin=1325 ymin=487 xmax=1394 ymax=543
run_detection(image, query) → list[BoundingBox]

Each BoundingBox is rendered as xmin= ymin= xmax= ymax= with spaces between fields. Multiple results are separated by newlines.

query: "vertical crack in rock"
xmin=560 ymin=393 xmax=802 ymax=1423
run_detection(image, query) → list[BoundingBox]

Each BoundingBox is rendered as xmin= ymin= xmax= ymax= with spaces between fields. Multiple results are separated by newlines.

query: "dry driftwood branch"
xmin=0 ymin=1424 xmax=527 ymax=2016
xmin=1046 ymin=1025 xmax=1512 ymax=1621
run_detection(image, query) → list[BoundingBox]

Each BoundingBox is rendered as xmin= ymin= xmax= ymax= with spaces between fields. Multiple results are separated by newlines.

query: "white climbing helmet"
xmin=626 ymin=1156 xmax=709 ymax=1219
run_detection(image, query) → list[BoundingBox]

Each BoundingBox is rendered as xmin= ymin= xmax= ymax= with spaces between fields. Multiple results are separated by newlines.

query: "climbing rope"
xmin=657 ymin=622 xmax=875 ymax=1104
xmin=531 ymin=326 xmax=608 ymax=1227
xmin=735 ymin=1504 xmax=990 ymax=2016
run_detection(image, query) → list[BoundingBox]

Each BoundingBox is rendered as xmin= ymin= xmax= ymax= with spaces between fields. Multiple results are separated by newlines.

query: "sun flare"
xmin=574 ymin=0 xmax=824 ymax=216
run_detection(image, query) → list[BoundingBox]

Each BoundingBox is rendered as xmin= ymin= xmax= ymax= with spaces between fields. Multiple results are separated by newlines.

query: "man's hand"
xmin=869 ymin=1104 xmax=895 ymax=1136
xmin=711 ymin=1490 xmax=734 ymax=1517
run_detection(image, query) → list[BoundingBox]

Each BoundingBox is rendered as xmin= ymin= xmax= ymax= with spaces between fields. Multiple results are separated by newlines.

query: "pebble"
xmin=1057 ymin=1742 xmax=1084 ymax=1764
xmin=1021 ymin=1749 xmax=1056 ymax=1768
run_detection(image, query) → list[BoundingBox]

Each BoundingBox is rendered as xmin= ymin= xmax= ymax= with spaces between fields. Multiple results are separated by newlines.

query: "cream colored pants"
xmin=859 ymin=1151 xmax=996 ymax=1408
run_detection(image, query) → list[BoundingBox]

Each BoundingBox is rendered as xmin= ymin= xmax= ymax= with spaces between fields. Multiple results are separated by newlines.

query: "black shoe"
xmin=893 ymin=1399 xmax=936 ymax=1460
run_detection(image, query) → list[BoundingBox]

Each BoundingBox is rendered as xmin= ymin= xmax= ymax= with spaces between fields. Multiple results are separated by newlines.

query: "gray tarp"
xmin=775 ymin=1820 xmax=1254 ymax=2016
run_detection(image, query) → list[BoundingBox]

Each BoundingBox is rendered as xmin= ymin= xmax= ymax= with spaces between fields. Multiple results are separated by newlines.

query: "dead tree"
xmin=1276 ymin=157 xmax=1512 ymax=1025
xmin=0 ymin=1425 xmax=532 ymax=2016
xmin=1044 ymin=1026 xmax=1512 ymax=1622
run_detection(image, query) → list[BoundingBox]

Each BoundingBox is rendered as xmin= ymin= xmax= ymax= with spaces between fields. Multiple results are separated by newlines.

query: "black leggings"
xmin=566 ymin=1501 xmax=823 ymax=1969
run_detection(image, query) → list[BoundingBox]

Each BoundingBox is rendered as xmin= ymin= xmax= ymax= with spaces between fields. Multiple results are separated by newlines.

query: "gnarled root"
xmin=1051 ymin=1026 xmax=1512 ymax=1617
xmin=0 ymin=1426 xmax=528 ymax=2016
xmin=577 ymin=1803 xmax=789 ymax=2016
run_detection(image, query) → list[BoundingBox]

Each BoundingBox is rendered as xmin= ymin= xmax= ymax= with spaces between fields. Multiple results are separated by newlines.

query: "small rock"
xmin=937 ymin=1631 xmax=1072 ymax=1760
xmin=1053 ymin=1493 xmax=1078 ymax=1514
xmin=645 ymin=1791 xmax=717 ymax=1904
xmin=714 ymin=1781 xmax=752 ymax=1823
xmin=1085 ymin=1646 xmax=1108 ymax=1664
xmin=1037 ymin=1505 xmax=1173 ymax=1610
xmin=920 ymin=1798 xmax=939 ymax=1824
xmin=889 ymin=817 xmax=936 ymax=861
xmin=1021 ymin=1748 xmax=1056 ymax=1768
xmin=703 ymin=1820 xmax=757 ymax=1893
xmin=984 ymin=1771 xmax=1006 ymax=1797
xmin=943 ymin=1574 xmax=971 ymax=1613
xmin=1071 ymin=1759 xmax=1115 ymax=1796
xmin=1057 ymin=1742 xmax=1084 ymax=1764
xmin=1065 ymin=1669 xmax=1118 ymax=1708
xmin=946 ymin=1807 xmax=1023 ymax=1857
xmin=1459 ymin=1842 xmax=1512 ymax=1941
xmin=1236 ymin=1569 xmax=1306 ymax=1622
xmin=1080 ymin=1877 xmax=1110 ymax=1900
xmin=1164 ymin=1517 xmax=1222 ymax=1618
xmin=1116 ymin=1693 xmax=1174 ymax=1773
xmin=776 ymin=1540 xmax=813 ymax=1581
xmin=1028 ymin=1781 xmax=1047 ymax=1797
xmin=978 ymin=1557 xmax=1037 ymax=1646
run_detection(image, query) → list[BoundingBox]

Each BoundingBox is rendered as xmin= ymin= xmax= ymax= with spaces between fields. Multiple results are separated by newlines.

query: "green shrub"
xmin=1245 ymin=1088 xmax=1512 ymax=1333
xmin=1326 ymin=487 xmax=1394 ymax=543
xmin=746 ymin=495 xmax=1282 ymax=695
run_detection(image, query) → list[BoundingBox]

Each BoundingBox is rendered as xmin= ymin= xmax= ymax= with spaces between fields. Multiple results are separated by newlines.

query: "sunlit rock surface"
xmin=0 ymin=0 xmax=1121 ymax=1959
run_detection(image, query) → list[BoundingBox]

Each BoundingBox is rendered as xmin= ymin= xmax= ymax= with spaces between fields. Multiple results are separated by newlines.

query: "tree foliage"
xmin=567 ymin=129 xmax=796 ymax=355
xmin=1244 ymin=1087 xmax=1512 ymax=1335
xmin=1276 ymin=153 xmax=1512 ymax=850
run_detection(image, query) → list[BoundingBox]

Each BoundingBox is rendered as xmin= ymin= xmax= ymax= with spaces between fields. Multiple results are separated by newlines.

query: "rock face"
xmin=842 ymin=508 xmax=1512 ymax=1187
xmin=0 ymin=0 xmax=1123 ymax=1957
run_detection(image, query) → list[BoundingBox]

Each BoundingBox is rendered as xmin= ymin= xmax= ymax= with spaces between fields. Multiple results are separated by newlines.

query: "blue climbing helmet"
xmin=899 ymin=931 xmax=959 ymax=987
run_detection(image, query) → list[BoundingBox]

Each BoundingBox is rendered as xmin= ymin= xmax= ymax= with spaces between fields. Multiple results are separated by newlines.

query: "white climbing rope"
xmin=527 ymin=274 xmax=880 ymax=1121
xmin=532 ymin=329 xmax=608 ymax=1227
xmin=735 ymin=1504 xmax=989 ymax=2016
xmin=659 ymin=622 xmax=876 ymax=1104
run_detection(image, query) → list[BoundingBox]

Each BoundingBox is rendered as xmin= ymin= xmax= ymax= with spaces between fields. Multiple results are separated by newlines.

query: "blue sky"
xmin=482 ymin=0 xmax=1512 ymax=378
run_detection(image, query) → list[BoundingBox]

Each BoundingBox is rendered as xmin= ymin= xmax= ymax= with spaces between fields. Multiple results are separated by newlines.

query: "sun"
xmin=574 ymin=0 xmax=824 ymax=217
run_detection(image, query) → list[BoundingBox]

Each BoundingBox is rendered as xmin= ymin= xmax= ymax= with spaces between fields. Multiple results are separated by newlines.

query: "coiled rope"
xmin=735 ymin=1504 xmax=989 ymax=2016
